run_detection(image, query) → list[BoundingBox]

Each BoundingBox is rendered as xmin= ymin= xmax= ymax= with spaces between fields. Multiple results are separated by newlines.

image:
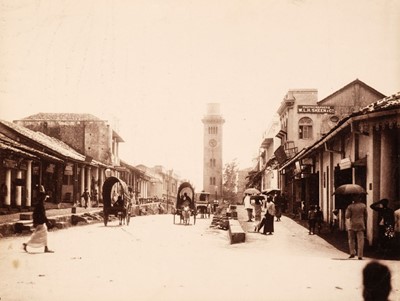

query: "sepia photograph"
xmin=0 ymin=0 xmax=399 ymax=300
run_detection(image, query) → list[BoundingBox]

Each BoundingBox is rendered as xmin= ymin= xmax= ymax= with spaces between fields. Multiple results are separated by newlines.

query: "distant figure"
xmin=307 ymin=205 xmax=317 ymax=235
xmin=81 ymin=188 xmax=91 ymax=209
xmin=258 ymin=196 xmax=275 ymax=235
xmin=182 ymin=203 xmax=190 ymax=225
xmin=243 ymin=194 xmax=253 ymax=222
xmin=114 ymin=195 xmax=125 ymax=207
xmin=395 ymin=205 xmax=400 ymax=251
xmin=315 ymin=205 xmax=323 ymax=233
xmin=345 ymin=194 xmax=368 ymax=260
xmin=182 ymin=192 xmax=192 ymax=204
xmin=23 ymin=189 xmax=54 ymax=253
xmin=362 ymin=261 xmax=392 ymax=301
xmin=330 ymin=209 xmax=339 ymax=233
xmin=370 ymin=199 xmax=395 ymax=251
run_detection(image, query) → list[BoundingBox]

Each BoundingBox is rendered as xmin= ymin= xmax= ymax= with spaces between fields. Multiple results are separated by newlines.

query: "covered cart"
xmin=173 ymin=182 xmax=196 ymax=225
xmin=196 ymin=191 xmax=211 ymax=218
xmin=102 ymin=176 xmax=132 ymax=226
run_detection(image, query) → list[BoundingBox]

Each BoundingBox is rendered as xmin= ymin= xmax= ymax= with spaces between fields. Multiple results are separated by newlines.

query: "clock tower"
xmin=202 ymin=103 xmax=225 ymax=200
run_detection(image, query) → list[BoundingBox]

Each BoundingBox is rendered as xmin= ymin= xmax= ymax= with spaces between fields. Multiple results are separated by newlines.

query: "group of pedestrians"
xmin=243 ymin=192 xmax=278 ymax=235
xmin=345 ymin=194 xmax=399 ymax=260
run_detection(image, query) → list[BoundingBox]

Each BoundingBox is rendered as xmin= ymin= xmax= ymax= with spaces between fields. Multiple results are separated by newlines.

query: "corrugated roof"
xmin=19 ymin=113 xmax=103 ymax=121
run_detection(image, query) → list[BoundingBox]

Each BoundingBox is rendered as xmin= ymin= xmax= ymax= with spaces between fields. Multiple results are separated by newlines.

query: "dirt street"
xmin=0 ymin=212 xmax=399 ymax=301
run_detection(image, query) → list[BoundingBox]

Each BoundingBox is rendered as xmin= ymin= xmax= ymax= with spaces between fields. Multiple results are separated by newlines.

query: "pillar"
xmin=86 ymin=166 xmax=92 ymax=193
xmin=99 ymin=168 xmax=104 ymax=201
xmin=80 ymin=165 xmax=85 ymax=195
xmin=15 ymin=170 xmax=22 ymax=207
xmin=5 ymin=169 xmax=11 ymax=206
xmin=380 ymin=130 xmax=395 ymax=200
xmin=26 ymin=160 xmax=32 ymax=207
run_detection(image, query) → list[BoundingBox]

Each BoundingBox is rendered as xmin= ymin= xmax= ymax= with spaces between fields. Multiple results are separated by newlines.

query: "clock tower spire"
xmin=202 ymin=103 xmax=225 ymax=200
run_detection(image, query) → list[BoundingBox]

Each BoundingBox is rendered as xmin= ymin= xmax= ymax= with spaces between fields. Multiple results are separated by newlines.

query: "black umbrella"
xmin=333 ymin=184 xmax=367 ymax=195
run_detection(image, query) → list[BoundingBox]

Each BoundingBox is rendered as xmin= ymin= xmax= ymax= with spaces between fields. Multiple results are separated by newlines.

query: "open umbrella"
xmin=262 ymin=188 xmax=280 ymax=195
xmin=244 ymin=188 xmax=260 ymax=195
xmin=333 ymin=184 xmax=367 ymax=195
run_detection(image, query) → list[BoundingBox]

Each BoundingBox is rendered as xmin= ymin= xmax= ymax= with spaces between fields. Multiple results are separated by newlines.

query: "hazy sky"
xmin=1 ymin=0 xmax=399 ymax=190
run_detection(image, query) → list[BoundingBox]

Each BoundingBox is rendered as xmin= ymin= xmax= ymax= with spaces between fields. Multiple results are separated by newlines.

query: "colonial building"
xmin=274 ymin=80 xmax=385 ymax=214
xmin=279 ymin=91 xmax=400 ymax=245
xmin=0 ymin=120 xmax=104 ymax=208
xmin=14 ymin=113 xmax=125 ymax=204
xmin=202 ymin=103 xmax=225 ymax=199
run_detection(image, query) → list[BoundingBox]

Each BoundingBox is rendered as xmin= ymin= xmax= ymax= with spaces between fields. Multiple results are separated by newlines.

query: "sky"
xmin=1 ymin=0 xmax=399 ymax=190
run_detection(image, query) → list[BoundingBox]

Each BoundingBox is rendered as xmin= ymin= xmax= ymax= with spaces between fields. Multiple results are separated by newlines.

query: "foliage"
xmin=223 ymin=159 xmax=239 ymax=204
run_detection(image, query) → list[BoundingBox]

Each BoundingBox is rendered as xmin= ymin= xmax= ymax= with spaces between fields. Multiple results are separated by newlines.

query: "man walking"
xmin=345 ymin=194 xmax=368 ymax=260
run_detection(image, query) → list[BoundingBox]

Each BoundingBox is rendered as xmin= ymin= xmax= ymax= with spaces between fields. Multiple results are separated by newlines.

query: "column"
xmin=99 ymin=168 xmax=104 ymax=201
xmin=86 ymin=166 xmax=91 ymax=208
xmin=80 ymin=165 xmax=85 ymax=195
xmin=15 ymin=170 xmax=22 ymax=207
xmin=86 ymin=166 xmax=92 ymax=193
xmin=26 ymin=160 xmax=32 ymax=207
xmin=380 ymin=130 xmax=395 ymax=199
xmin=5 ymin=169 xmax=11 ymax=206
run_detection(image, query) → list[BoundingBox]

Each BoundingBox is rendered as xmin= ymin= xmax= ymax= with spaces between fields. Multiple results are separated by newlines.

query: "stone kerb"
xmin=228 ymin=219 xmax=246 ymax=244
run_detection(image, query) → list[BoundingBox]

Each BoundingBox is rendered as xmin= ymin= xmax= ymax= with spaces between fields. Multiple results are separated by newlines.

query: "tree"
xmin=223 ymin=159 xmax=239 ymax=204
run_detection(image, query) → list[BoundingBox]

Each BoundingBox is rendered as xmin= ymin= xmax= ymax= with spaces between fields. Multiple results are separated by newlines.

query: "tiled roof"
xmin=360 ymin=91 xmax=400 ymax=114
xmin=0 ymin=120 xmax=87 ymax=162
xmin=0 ymin=133 xmax=62 ymax=162
xmin=19 ymin=113 xmax=102 ymax=121
xmin=0 ymin=139 xmax=37 ymax=159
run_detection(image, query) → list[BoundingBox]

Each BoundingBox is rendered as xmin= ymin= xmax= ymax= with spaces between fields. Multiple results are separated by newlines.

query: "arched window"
xmin=299 ymin=117 xmax=313 ymax=139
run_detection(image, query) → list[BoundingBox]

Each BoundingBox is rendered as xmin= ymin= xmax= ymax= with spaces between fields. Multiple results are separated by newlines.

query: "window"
xmin=209 ymin=177 xmax=216 ymax=185
xmin=208 ymin=126 xmax=218 ymax=134
xmin=299 ymin=117 xmax=313 ymax=139
xmin=210 ymin=158 xmax=216 ymax=167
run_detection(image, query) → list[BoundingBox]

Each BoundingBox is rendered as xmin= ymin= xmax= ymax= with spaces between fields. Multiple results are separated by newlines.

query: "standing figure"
xmin=252 ymin=196 xmax=263 ymax=223
xmin=81 ymin=188 xmax=91 ymax=209
xmin=308 ymin=205 xmax=317 ymax=235
xmin=345 ymin=194 xmax=368 ymax=260
xmin=23 ymin=188 xmax=54 ymax=253
xmin=259 ymin=196 xmax=276 ymax=235
xmin=393 ymin=205 xmax=400 ymax=252
xmin=330 ymin=209 xmax=339 ymax=233
xmin=243 ymin=193 xmax=253 ymax=222
xmin=370 ymin=199 xmax=395 ymax=251
xmin=315 ymin=205 xmax=323 ymax=233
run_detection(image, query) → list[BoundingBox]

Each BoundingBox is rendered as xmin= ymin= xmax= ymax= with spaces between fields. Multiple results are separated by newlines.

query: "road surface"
xmin=1 ymin=212 xmax=399 ymax=301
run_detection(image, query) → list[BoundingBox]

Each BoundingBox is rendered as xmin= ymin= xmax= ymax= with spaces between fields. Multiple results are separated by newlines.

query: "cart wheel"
xmin=104 ymin=213 xmax=108 ymax=226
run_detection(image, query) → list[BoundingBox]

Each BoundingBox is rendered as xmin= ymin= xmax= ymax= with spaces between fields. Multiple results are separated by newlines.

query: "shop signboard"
xmin=298 ymin=105 xmax=335 ymax=114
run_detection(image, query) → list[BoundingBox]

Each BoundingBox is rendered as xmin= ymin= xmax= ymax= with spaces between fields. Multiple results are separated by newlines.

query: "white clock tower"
xmin=202 ymin=103 xmax=225 ymax=200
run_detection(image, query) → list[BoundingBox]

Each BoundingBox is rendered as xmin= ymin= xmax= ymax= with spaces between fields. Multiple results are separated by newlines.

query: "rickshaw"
xmin=173 ymin=182 xmax=196 ymax=225
xmin=196 ymin=191 xmax=211 ymax=218
xmin=102 ymin=176 xmax=132 ymax=226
